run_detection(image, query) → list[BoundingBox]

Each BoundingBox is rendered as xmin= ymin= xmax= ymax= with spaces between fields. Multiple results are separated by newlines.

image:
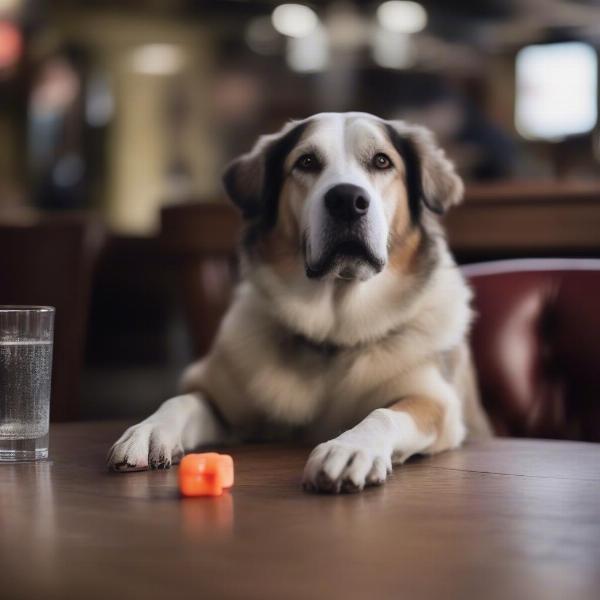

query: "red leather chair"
xmin=464 ymin=259 xmax=600 ymax=442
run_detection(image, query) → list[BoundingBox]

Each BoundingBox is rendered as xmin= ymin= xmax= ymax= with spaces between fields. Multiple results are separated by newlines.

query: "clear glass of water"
xmin=0 ymin=306 xmax=54 ymax=461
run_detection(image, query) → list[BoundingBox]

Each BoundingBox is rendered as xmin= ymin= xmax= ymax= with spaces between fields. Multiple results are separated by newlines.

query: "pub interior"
xmin=1 ymin=0 xmax=599 ymax=423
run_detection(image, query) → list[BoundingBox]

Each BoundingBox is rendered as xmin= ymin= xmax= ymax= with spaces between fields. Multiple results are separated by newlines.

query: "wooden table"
xmin=1 ymin=422 xmax=599 ymax=600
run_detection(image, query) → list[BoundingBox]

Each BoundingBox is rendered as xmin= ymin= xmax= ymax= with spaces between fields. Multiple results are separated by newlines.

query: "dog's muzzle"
xmin=305 ymin=184 xmax=385 ymax=281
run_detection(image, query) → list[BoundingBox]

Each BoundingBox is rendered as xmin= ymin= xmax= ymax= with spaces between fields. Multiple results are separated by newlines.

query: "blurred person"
xmin=401 ymin=90 xmax=519 ymax=181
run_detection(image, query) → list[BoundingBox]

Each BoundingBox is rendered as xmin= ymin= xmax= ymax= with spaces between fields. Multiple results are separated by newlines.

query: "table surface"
xmin=1 ymin=421 xmax=599 ymax=600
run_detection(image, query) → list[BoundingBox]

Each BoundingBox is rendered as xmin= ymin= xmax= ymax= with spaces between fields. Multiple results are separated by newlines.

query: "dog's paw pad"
xmin=340 ymin=479 xmax=362 ymax=494
xmin=149 ymin=456 xmax=171 ymax=470
xmin=302 ymin=440 xmax=391 ymax=494
xmin=315 ymin=470 xmax=339 ymax=494
xmin=107 ymin=423 xmax=181 ymax=473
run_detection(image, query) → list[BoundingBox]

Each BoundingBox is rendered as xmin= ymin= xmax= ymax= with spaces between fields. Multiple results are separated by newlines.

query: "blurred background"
xmin=1 ymin=0 xmax=599 ymax=422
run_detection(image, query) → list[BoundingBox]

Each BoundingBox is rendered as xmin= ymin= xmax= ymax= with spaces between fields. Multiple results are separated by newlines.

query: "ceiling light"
xmin=377 ymin=1 xmax=427 ymax=34
xmin=129 ymin=44 xmax=185 ymax=76
xmin=272 ymin=3 xmax=318 ymax=38
xmin=286 ymin=26 xmax=328 ymax=72
xmin=372 ymin=29 xmax=414 ymax=69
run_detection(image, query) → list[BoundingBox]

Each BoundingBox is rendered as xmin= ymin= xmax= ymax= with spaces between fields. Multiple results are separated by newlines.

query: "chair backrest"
xmin=161 ymin=202 xmax=241 ymax=357
xmin=464 ymin=259 xmax=600 ymax=442
xmin=0 ymin=214 xmax=105 ymax=420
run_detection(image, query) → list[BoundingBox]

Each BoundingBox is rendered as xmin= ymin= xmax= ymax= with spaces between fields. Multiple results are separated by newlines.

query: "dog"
xmin=107 ymin=112 xmax=492 ymax=493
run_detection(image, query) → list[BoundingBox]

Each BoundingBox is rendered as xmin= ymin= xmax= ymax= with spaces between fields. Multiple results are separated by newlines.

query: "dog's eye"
xmin=295 ymin=153 xmax=320 ymax=172
xmin=373 ymin=153 xmax=392 ymax=170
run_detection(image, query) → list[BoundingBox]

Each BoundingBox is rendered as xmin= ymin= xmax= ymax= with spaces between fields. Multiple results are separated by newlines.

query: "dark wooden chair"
xmin=161 ymin=201 xmax=241 ymax=357
xmin=0 ymin=213 xmax=105 ymax=420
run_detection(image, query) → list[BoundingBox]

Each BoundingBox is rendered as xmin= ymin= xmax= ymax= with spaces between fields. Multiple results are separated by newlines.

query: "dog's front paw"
xmin=302 ymin=439 xmax=392 ymax=494
xmin=107 ymin=422 xmax=184 ymax=472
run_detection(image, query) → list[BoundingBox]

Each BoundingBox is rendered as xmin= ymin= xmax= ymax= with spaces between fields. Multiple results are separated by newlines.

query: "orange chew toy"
xmin=178 ymin=453 xmax=234 ymax=497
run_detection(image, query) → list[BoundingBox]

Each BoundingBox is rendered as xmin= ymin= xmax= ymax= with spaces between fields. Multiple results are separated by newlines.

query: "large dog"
xmin=107 ymin=112 xmax=492 ymax=493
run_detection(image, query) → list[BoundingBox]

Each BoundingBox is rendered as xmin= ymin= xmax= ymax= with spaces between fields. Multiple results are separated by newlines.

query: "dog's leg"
xmin=107 ymin=393 xmax=225 ymax=471
xmin=303 ymin=371 xmax=465 ymax=493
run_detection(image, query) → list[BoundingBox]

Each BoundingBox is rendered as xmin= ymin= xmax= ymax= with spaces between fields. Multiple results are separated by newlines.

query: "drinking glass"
xmin=0 ymin=306 xmax=54 ymax=461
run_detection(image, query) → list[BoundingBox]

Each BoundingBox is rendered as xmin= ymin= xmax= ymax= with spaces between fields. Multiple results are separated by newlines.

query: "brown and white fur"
xmin=107 ymin=112 xmax=492 ymax=493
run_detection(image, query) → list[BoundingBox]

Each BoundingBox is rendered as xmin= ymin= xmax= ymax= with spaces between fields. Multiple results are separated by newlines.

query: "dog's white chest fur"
xmin=186 ymin=258 xmax=472 ymax=440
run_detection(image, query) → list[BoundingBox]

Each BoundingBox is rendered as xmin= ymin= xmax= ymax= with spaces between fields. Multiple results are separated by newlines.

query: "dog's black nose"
xmin=324 ymin=184 xmax=370 ymax=222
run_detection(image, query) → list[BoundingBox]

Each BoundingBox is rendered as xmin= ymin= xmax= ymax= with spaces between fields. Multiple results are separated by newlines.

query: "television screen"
xmin=515 ymin=41 xmax=598 ymax=141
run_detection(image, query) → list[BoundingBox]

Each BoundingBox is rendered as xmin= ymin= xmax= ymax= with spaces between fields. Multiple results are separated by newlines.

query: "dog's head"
xmin=223 ymin=112 xmax=463 ymax=282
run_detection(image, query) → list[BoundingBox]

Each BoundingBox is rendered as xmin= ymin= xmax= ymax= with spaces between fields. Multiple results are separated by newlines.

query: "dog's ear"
xmin=222 ymin=121 xmax=308 ymax=224
xmin=222 ymin=138 xmax=269 ymax=220
xmin=384 ymin=121 xmax=463 ymax=217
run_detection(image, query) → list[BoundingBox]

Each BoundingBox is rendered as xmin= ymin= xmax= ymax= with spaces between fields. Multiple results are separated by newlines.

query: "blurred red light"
xmin=0 ymin=20 xmax=22 ymax=71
